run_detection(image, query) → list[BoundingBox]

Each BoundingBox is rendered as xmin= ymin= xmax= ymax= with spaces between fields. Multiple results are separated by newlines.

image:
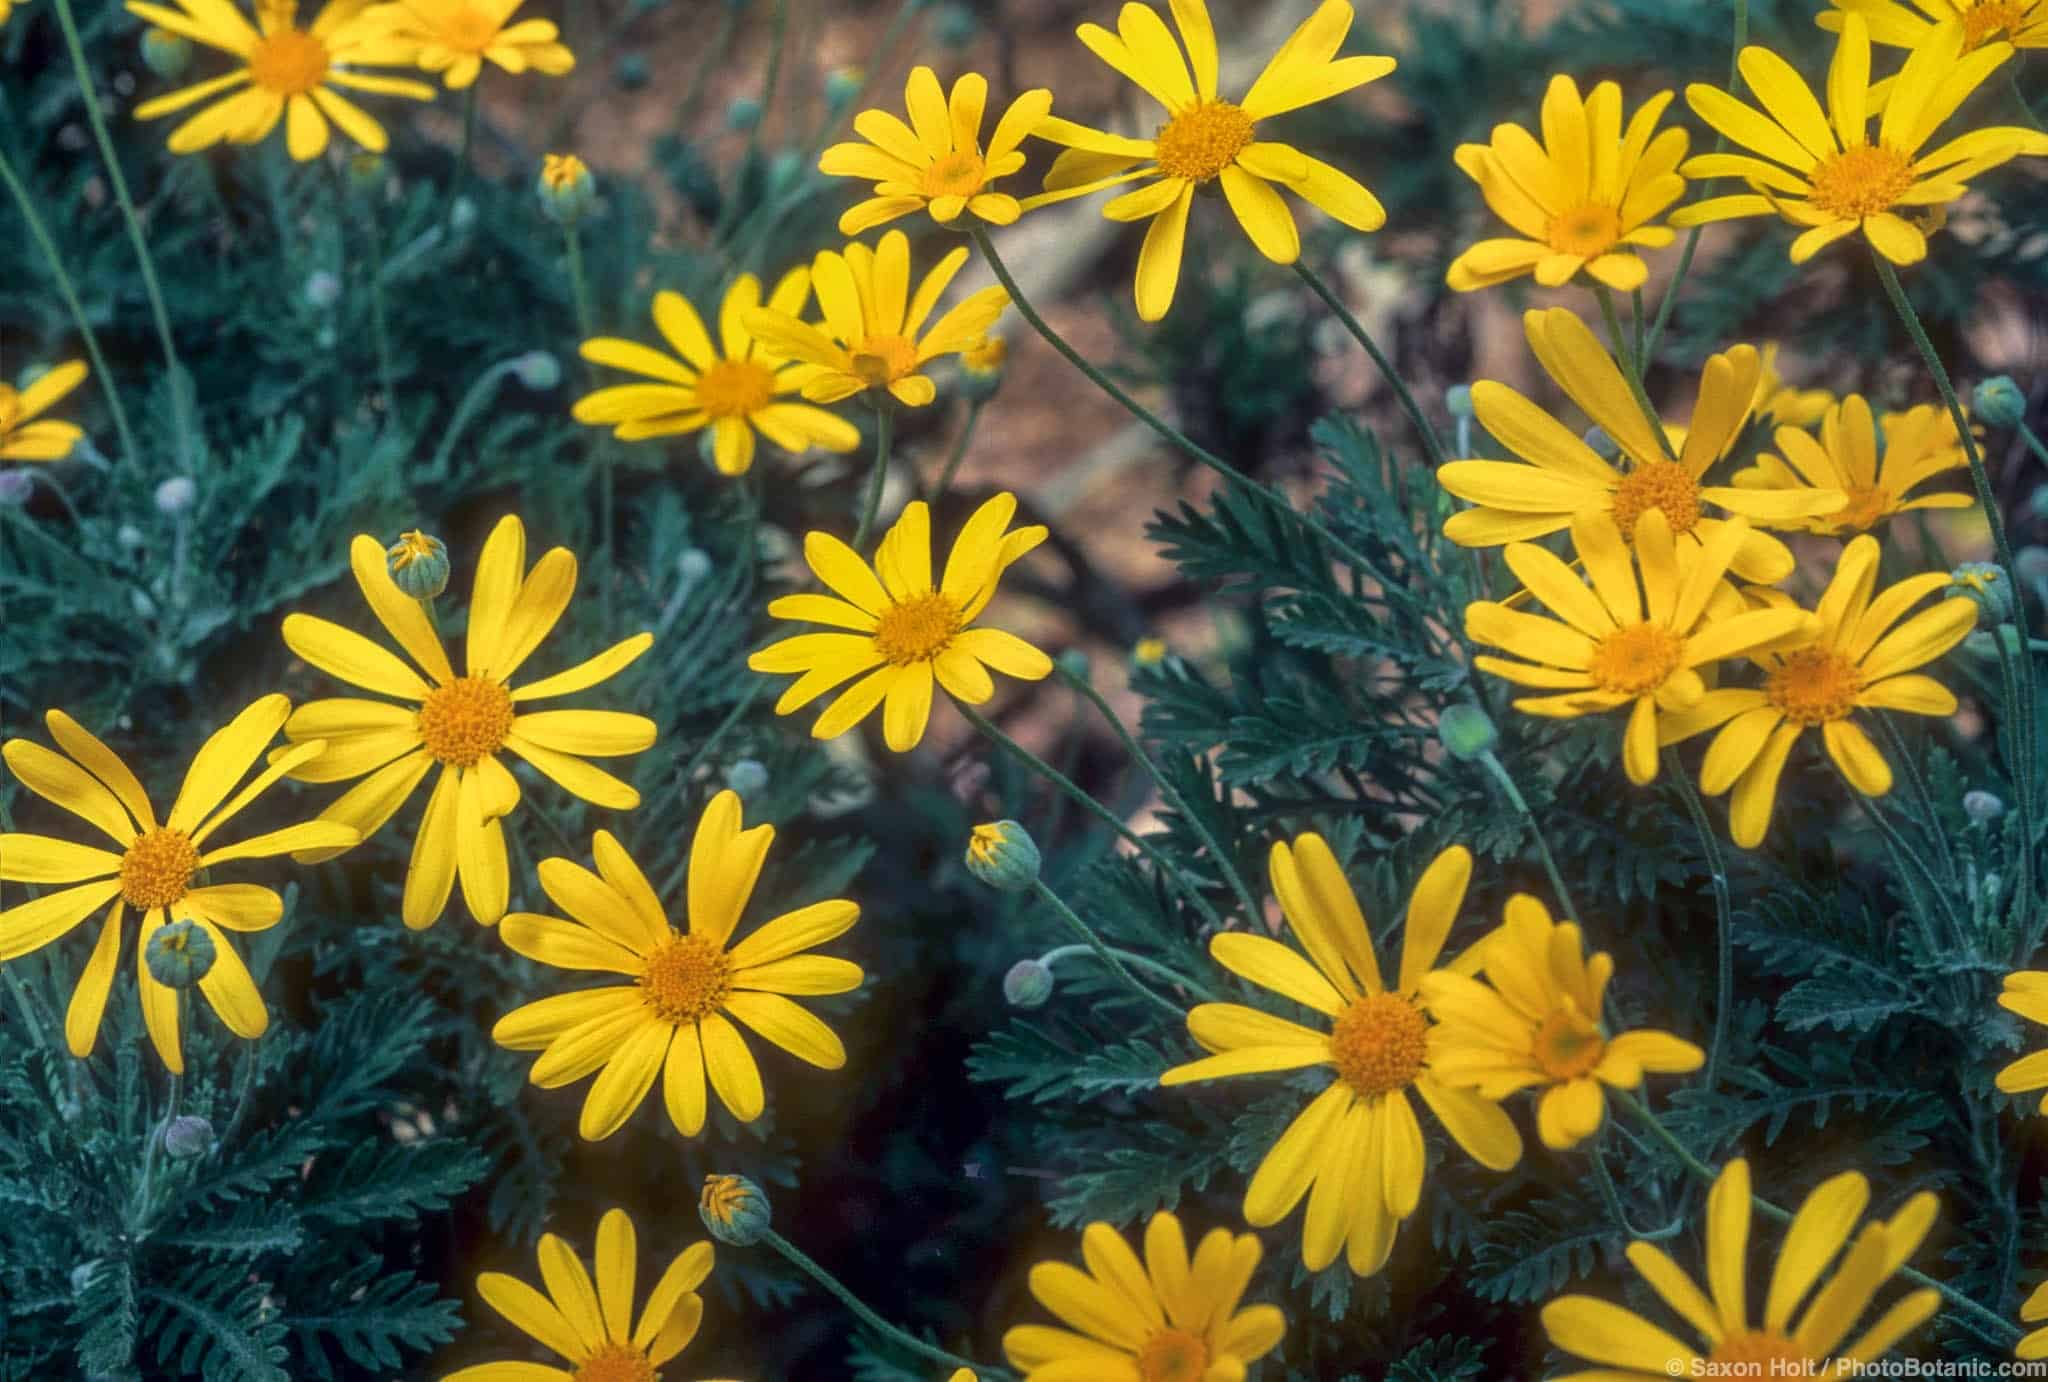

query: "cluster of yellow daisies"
xmin=7 ymin=0 xmax=2048 ymax=1377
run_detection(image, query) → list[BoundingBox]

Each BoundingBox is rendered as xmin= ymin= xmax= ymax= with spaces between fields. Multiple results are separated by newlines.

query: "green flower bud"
xmin=965 ymin=821 xmax=1040 ymax=893
xmin=141 ymin=27 xmax=194 ymax=80
xmin=699 ymin=1174 xmax=769 ymax=1245
xmin=1972 ymin=375 xmax=2026 ymax=429
xmin=154 ymin=476 xmax=196 ymax=515
xmin=726 ymin=96 xmax=762 ymax=132
xmin=724 ymin=758 xmax=768 ymax=796
xmin=1054 ymin=648 xmax=1090 ymax=681
xmin=0 ymin=470 xmax=33 ymax=507
xmin=1947 ymin=562 xmax=2010 ymax=625
xmin=346 ymin=152 xmax=387 ymax=194
xmin=1003 ymin=959 xmax=1055 ymax=1008
xmin=511 ymin=350 xmax=561 ymax=391
xmin=162 ymin=1114 xmax=214 ymax=1159
xmin=1583 ymin=425 xmax=1619 ymax=459
xmin=146 ymin=919 xmax=215 ymax=989
xmin=1438 ymin=704 xmax=1499 ymax=761
xmin=935 ymin=2 xmax=980 ymax=46
xmin=538 ymin=154 xmax=595 ymax=226
xmin=1444 ymin=384 xmax=1474 ymax=419
xmin=1964 ymin=790 xmax=2005 ymax=825
xmin=387 ymin=530 xmax=450 ymax=600
xmin=823 ymin=66 xmax=864 ymax=111
xmin=616 ymin=53 xmax=650 ymax=89
xmin=957 ymin=332 xmax=1006 ymax=402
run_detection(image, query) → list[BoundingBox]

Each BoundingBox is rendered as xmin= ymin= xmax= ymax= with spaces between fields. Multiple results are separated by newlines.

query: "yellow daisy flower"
xmin=126 ymin=0 xmax=434 ymax=161
xmin=1656 ymin=535 xmax=1976 ymax=846
xmin=1732 ymin=396 xmax=1971 ymax=536
xmin=743 ymin=230 xmax=1009 ymax=409
xmin=1000 ymin=1210 xmax=1284 ymax=1382
xmin=1821 ymin=0 xmax=2048 ymax=50
xmin=1420 ymin=895 xmax=1703 ymax=1149
xmin=0 ymin=699 xmax=356 ymax=1074
xmin=1160 ymin=839 xmax=1522 ymax=1276
xmin=1542 ymin=1158 xmax=1940 ymax=1375
xmin=0 ymin=360 xmax=88 ymax=462
xmin=1753 ymin=342 xmax=1835 ymax=427
xmin=2023 ymin=1275 xmax=2048 ymax=1361
xmin=572 ymin=270 xmax=862 ymax=477
xmin=491 ymin=799 xmax=861 ymax=1141
xmin=748 ymin=493 xmax=1052 ymax=753
xmin=1996 ymin=970 xmax=2048 ymax=1113
xmin=1466 ymin=510 xmax=1820 ymax=786
xmin=363 ymin=0 xmax=573 ymax=90
xmin=280 ymin=517 xmax=655 ymax=929
xmin=1670 ymin=14 xmax=2048 ymax=265
xmin=1436 ymin=309 xmax=1843 ymax=583
xmin=443 ymin=1208 xmax=715 ymax=1382
xmin=1029 ymin=0 xmax=1394 ymax=321
xmin=819 ymin=66 xmax=1052 ymax=234
xmin=0 ymin=1 xmax=13 ymax=28
xmin=1447 ymin=75 xmax=1688 ymax=293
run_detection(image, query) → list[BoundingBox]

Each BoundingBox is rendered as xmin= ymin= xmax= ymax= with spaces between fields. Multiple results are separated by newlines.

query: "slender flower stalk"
xmin=1664 ymin=749 xmax=1735 ymax=1092
xmin=852 ymin=408 xmax=894 ymax=552
xmin=758 ymin=1227 xmax=1005 ymax=1380
xmin=1291 ymin=259 xmax=1448 ymax=468
xmin=1029 ymin=877 xmax=1184 ymax=1018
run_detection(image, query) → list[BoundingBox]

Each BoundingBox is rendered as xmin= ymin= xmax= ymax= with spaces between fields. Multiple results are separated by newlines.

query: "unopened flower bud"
xmin=450 ymin=196 xmax=478 ymax=231
xmin=347 ymin=152 xmax=387 ymax=194
xmin=823 ymin=66 xmax=864 ymax=111
xmin=2031 ymin=490 xmax=2048 ymax=520
xmin=537 ymin=154 xmax=593 ymax=226
xmin=677 ymin=547 xmax=713 ymax=584
xmin=511 ymin=350 xmax=560 ymax=391
xmin=935 ymin=2 xmax=980 ymax=46
xmin=118 ymin=522 xmax=146 ymax=549
xmin=141 ymin=27 xmax=193 ymax=79
xmin=724 ymin=758 xmax=769 ymax=796
xmin=700 ymin=1174 xmax=769 ymax=1245
xmin=1583 ymin=426 xmax=1619 ymax=459
xmin=725 ymin=96 xmax=762 ymax=132
xmin=958 ymin=332 xmax=1006 ymax=402
xmin=1003 ymin=958 xmax=1055 ymax=1008
xmin=1964 ymin=790 xmax=2006 ymax=825
xmin=154 ymin=475 xmax=196 ymax=515
xmin=1132 ymin=637 xmax=1167 ymax=667
xmin=1438 ymin=704 xmax=1499 ymax=761
xmin=1054 ymin=649 xmax=1090 ymax=681
xmin=387 ymin=530 xmax=449 ymax=600
xmin=1947 ymin=562 xmax=2010 ymax=625
xmin=145 ymin=919 xmax=215 ymax=989
xmin=1444 ymin=384 xmax=1474 ymax=419
xmin=965 ymin=821 xmax=1040 ymax=893
xmin=766 ymin=150 xmax=802 ymax=195
xmin=303 ymin=270 xmax=341 ymax=309
xmin=616 ymin=53 xmax=650 ymax=89
xmin=0 ymin=470 xmax=31 ymax=506
xmin=1972 ymin=376 xmax=2026 ymax=429
xmin=162 ymin=1114 xmax=214 ymax=1159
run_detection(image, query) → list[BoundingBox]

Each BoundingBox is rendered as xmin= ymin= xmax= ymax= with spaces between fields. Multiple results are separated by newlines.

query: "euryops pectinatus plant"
xmin=4 ymin=0 xmax=2048 ymax=1376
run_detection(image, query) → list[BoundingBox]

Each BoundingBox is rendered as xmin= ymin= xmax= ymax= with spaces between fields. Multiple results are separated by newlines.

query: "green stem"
xmin=1030 ymin=880 xmax=1186 ymax=1018
xmin=429 ymin=361 xmax=521 ymax=476
xmin=0 ymin=146 xmax=138 ymax=468
xmin=1613 ymin=1090 xmax=2022 ymax=1344
xmin=52 ymin=0 xmax=190 ymax=466
xmin=1871 ymin=254 xmax=2038 ymax=889
xmin=2017 ymin=419 xmax=2048 ymax=473
xmin=1477 ymin=749 xmax=1580 ymax=923
xmin=852 ymin=406 xmax=894 ymax=552
xmin=2009 ymin=70 xmax=2043 ymax=131
xmin=363 ymin=197 xmax=397 ymax=425
xmin=1290 ymin=259 xmax=1447 ymax=469
xmin=958 ymin=703 xmax=1227 ymax=933
xmin=561 ymin=222 xmax=613 ymax=613
xmin=968 ymin=226 xmax=1448 ymax=637
xmin=1840 ymin=761 xmax=1968 ymax=945
xmin=1589 ymin=1132 xmax=1683 ymax=1240
xmin=759 ymin=1228 xmax=1009 ymax=1380
xmin=1664 ymin=750 xmax=1733 ymax=1093
xmin=1639 ymin=0 xmax=1747 ymax=366
xmin=929 ymin=398 xmax=983 ymax=500
xmin=1038 ymin=942 xmax=1216 ymax=1001
xmin=446 ymin=85 xmax=479 ymax=233
xmin=1597 ymin=285 xmax=1679 ymax=462
xmin=2 ymin=964 xmax=48 ymax=1052
xmin=1629 ymin=287 xmax=1647 ymax=366
xmin=1059 ymin=664 xmax=1261 ymax=925
xmin=746 ymin=0 xmax=788 ymax=174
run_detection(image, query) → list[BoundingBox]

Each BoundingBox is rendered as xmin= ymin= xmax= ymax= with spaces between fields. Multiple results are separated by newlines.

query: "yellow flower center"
xmin=1532 ymin=1002 xmax=1606 ymax=1080
xmin=438 ymin=2 xmax=501 ymax=52
xmin=1153 ymin=100 xmax=1255 ymax=183
xmin=572 ymin=1342 xmax=656 ymax=1382
xmin=1809 ymin=143 xmax=1916 ymax=220
xmin=1831 ymin=484 xmax=1893 ymax=531
xmin=120 ymin=828 xmax=200 ymax=909
xmin=1135 ymin=1327 xmax=1211 ymax=1382
xmin=0 ymin=384 xmax=19 ymax=433
xmin=873 ymin=591 xmax=961 ymax=665
xmin=694 ymin=359 xmax=777 ymax=420
xmin=966 ymin=822 xmax=1004 ymax=864
xmin=1610 ymin=460 xmax=1702 ymax=536
xmin=849 ymin=334 xmax=918 ymax=388
xmin=1546 ymin=202 xmax=1622 ymax=258
xmin=700 ymin=1173 xmax=751 ymax=1225
xmin=921 ymin=149 xmax=988 ymax=199
xmin=417 ymin=676 xmax=515 ymax=767
xmin=1708 ymin=1329 xmax=1809 ymax=1370
xmin=1962 ymin=0 xmax=2031 ymax=46
xmin=541 ymin=152 xmax=588 ymax=191
xmin=247 ymin=27 xmax=330 ymax=96
xmin=1766 ymin=646 xmax=1863 ymax=726
xmin=638 ymin=933 xmax=734 ymax=1023
xmin=1329 ymin=992 xmax=1428 ymax=1097
xmin=1589 ymin=624 xmax=1684 ymax=697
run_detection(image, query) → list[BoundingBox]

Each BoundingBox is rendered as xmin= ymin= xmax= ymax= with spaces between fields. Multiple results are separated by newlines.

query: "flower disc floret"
xmin=1765 ymin=647 xmax=1864 ymax=725
xmin=1610 ymin=460 xmax=1703 ymax=535
xmin=1589 ymin=624 xmax=1685 ymax=697
xmin=638 ymin=934 xmax=735 ymax=1024
xmin=1136 ymin=1328 xmax=1211 ymax=1382
xmin=1712 ymin=1330 xmax=1808 ymax=1369
xmin=416 ymin=675 xmax=514 ymax=767
xmin=874 ymin=592 xmax=961 ymax=665
xmin=692 ymin=360 xmax=777 ymax=419
xmin=120 ymin=828 xmax=200 ymax=909
xmin=1330 ymin=993 xmax=1428 ymax=1096
xmin=573 ymin=1342 xmax=656 ymax=1382
xmin=1532 ymin=1003 xmax=1605 ymax=1079
xmin=1153 ymin=100 xmax=1254 ymax=181
xmin=1809 ymin=144 xmax=1916 ymax=219
xmin=248 ymin=28 xmax=328 ymax=93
